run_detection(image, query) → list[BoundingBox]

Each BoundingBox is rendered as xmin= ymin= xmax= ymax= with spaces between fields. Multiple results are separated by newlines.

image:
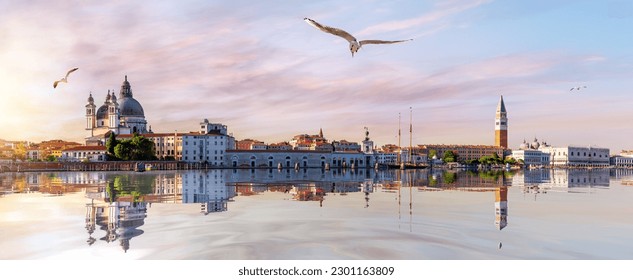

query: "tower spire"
xmin=495 ymin=95 xmax=508 ymax=149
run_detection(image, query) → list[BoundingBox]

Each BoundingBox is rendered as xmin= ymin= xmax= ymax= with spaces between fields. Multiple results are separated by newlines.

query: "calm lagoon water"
xmin=1 ymin=168 xmax=632 ymax=260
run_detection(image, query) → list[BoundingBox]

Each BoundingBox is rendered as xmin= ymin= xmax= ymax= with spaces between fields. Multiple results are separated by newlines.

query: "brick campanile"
xmin=495 ymin=95 xmax=508 ymax=149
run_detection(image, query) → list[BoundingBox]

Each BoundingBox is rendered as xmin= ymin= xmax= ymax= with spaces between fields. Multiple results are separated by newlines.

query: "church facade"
xmin=85 ymin=76 xmax=150 ymax=145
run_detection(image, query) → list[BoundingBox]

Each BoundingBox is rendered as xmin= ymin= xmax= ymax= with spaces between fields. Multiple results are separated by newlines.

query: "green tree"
xmin=44 ymin=155 xmax=57 ymax=162
xmin=106 ymin=132 xmax=119 ymax=160
xmin=114 ymin=140 xmax=131 ymax=160
xmin=429 ymin=149 xmax=437 ymax=159
xmin=443 ymin=150 xmax=457 ymax=163
xmin=491 ymin=153 xmax=503 ymax=164
xmin=114 ymin=134 xmax=156 ymax=161
xmin=504 ymin=157 xmax=517 ymax=165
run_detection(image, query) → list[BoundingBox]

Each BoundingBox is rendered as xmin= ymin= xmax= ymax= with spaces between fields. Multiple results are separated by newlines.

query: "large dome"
xmin=118 ymin=97 xmax=145 ymax=117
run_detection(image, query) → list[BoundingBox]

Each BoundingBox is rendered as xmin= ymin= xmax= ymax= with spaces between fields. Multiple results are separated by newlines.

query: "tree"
xmin=13 ymin=142 xmax=27 ymax=160
xmin=114 ymin=134 xmax=157 ymax=161
xmin=114 ymin=140 xmax=133 ymax=160
xmin=443 ymin=150 xmax=457 ymax=163
xmin=429 ymin=149 xmax=437 ymax=159
xmin=106 ymin=132 xmax=119 ymax=160
xmin=44 ymin=155 xmax=57 ymax=162
xmin=480 ymin=153 xmax=503 ymax=165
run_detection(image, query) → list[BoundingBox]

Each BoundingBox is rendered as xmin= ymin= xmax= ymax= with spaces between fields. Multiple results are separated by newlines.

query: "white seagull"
xmin=304 ymin=18 xmax=412 ymax=57
xmin=53 ymin=67 xmax=79 ymax=88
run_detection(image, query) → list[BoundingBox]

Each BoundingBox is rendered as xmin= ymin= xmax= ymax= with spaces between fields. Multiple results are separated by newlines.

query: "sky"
xmin=1 ymin=0 xmax=632 ymax=153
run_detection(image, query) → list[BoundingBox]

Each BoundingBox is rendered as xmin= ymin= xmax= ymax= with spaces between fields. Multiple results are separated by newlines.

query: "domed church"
xmin=85 ymin=76 xmax=151 ymax=145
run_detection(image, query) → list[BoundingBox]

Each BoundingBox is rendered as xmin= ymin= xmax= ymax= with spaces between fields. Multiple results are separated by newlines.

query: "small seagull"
xmin=570 ymin=85 xmax=587 ymax=92
xmin=304 ymin=18 xmax=412 ymax=57
xmin=53 ymin=67 xmax=79 ymax=88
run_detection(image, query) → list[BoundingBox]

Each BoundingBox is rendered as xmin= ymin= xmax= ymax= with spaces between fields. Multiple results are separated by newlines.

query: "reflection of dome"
xmin=118 ymin=97 xmax=145 ymax=116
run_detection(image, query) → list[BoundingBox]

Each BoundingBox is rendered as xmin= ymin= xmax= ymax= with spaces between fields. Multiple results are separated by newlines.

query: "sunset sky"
xmin=1 ymin=0 xmax=632 ymax=152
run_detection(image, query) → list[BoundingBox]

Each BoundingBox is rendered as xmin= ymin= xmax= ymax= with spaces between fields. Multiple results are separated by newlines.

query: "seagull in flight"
xmin=53 ymin=67 xmax=79 ymax=88
xmin=570 ymin=85 xmax=587 ymax=92
xmin=304 ymin=18 xmax=412 ymax=57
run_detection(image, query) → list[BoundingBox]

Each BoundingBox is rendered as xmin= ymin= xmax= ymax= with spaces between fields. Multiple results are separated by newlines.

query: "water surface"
xmin=1 ymin=168 xmax=632 ymax=260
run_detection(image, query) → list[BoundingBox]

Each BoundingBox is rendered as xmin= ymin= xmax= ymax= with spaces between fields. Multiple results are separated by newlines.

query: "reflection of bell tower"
xmin=495 ymin=95 xmax=508 ymax=149
xmin=495 ymin=186 xmax=508 ymax=230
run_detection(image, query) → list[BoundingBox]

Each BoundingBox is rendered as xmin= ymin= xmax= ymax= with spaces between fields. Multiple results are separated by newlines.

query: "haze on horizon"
xmin=1 ymin=0 xmax=631 ymax=153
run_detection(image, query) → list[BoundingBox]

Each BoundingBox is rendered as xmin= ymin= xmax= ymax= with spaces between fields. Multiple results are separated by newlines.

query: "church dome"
xmin=118 ymin=97 xmax=145 ymax=117
xmin=531 ymin=138 xmax=540 ymax=149
xmin=87 ymin=94 xmax=94 ymax=104
xmin=96 ymin=104 xmax=108 ymax=119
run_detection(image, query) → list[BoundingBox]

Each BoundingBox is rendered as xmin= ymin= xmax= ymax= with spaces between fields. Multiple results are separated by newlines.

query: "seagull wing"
xmin=65 ymin=67 xmax=79 ymax=79
xmin=359 ymin=39 xmax=413 ymax=46
xmin=53 ymin=80 xmax=59 ymax=88
xmin=304 ymin=18 xmax=357 ymax=43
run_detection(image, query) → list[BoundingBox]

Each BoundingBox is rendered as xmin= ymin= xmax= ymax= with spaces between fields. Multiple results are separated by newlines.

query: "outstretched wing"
xmin=359 ymin=39 xmax=413 ymax=46
xmin=304 ymin=18 xmax=357 ymax=43
xmin=65 ymin=67 xmax=79 ymax=78
xmin=53 ymin=80 xmax=59 ymax=88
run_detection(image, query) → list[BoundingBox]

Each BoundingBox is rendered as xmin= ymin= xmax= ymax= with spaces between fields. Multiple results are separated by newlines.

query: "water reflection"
xmin=0 ymin=168 xmax=621 ymax=255
xmin=85 ymin=199 xmax=147 ymax=252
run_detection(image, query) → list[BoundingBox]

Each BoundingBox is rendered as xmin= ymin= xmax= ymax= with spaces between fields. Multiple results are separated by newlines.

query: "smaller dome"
xmin=87 ymin=93 xmax=94 ymax=103
xmin=531 ymin=138 xmax=540 ymax=149
xmin=96 ymin=105 xmax=108 ymax=119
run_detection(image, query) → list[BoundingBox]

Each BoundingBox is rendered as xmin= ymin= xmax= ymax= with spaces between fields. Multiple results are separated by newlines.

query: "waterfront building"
xmin=611 ymin=150 xmax=633 ymax=168
xmin=511 ymin=138 xmax=551 ymax=167
xmin=145 ymin=133 xmax=183 ymax=161
xmin=85 ymin=76 xmax=150 ymax=145
xmin=611 ymin=156 xmax=633 ymax=168
xmin=539 ymin=146 xmax=610 ymax=167
xmin=419 ymin=144 xmax=504 ymax=163
xmin=60 ymin=145 xmax=107 ymax=162
xmin=181 ymin=120 xmax=235 ymax=165
xmin=494 ymin=95 xmax=508 ymax=149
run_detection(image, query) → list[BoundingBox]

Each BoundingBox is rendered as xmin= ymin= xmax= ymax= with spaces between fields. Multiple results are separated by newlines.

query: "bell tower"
xmin=85 ymin=93 xmax=96 ymax=134
xmin=495 ymin=95 xmax=508 ymax=149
